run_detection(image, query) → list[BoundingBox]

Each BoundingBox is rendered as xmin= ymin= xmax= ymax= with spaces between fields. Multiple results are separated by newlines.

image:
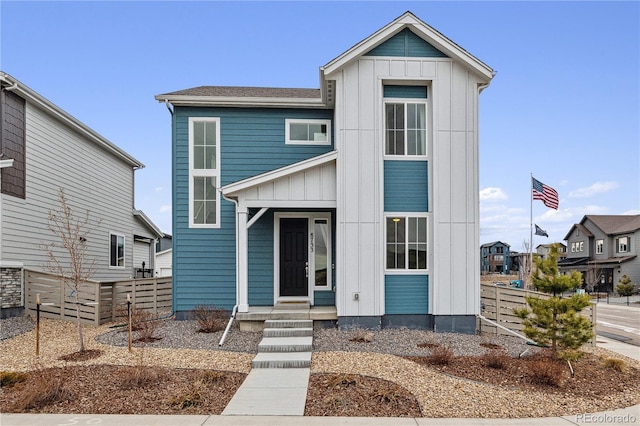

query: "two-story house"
xmin=559 ymin=215 xmax=640 ymax=293
xmin=156 ymin=12 xmax=494 ymax=333
xmin=480 ymin=241 xmax=511 ymax=274
xmin=536 ymin=243 xmax=567 ymax=261
xmin=0 ymin=72 xmax=163 ymax=318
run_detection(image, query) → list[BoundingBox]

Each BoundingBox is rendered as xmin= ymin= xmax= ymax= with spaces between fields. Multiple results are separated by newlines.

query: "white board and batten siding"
xmin=0 ymin=100 xmax=141 ymax=281
xmin=328 ymin=55 xmax=485 ymax=317
xmin=155 ymin=248 xmax=172 ymax=277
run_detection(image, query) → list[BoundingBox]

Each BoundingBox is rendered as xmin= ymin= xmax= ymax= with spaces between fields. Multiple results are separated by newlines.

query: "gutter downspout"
xmin=219 ymin=193 xmax=240 ymax=346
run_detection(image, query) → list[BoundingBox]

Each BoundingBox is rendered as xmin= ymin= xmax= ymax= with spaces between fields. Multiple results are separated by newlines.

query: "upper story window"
xmin=384 ymin=102 xmax=427 ymax=156
xmin=617 ymin=236 xmax=629 ymax=253
xmin=110 ymin=233 xmax=125 ymax=268
xmin=571 ymin=241 xmax=585 ymax=253
xmin=285 ymin=119 xmax=331 ymax=145
xmin=495 ymin=246 xmax=504 ymax=254
xmin=189 ymin=118 xmax=220 ymax=228
xmin=596 ymin=239 xmax=604 ymax=254
xmin=386 ymin=215 xmax=428 ymax=271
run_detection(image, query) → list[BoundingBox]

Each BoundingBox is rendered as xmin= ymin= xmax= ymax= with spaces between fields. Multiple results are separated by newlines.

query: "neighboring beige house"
xmin=559 ymin=215 xmax=640 ymax=293
xmin=0 ymin=72 xmax=163 ymax=317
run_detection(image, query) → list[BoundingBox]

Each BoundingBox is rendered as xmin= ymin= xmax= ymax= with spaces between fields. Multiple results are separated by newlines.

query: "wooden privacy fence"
xmin=24 ymin=269 xmax=172 ymax=325
xmin=480 ymin=283 xmax=597 ymax=345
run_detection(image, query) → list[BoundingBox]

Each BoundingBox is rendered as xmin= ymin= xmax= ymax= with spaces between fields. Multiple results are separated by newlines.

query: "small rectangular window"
xmin=596 ymin=239 xmax=603 ymax=254
xmin=286 ymin=119 xmax=331 ymax=145
xmin=110 ymin=233 xmax=125 ymax=268
xmin=617 ymin=237 xmax=629 ymax=253
xmin=384 ymin=101 xmax=426 ymax=157
xmin=386 ymin=215 xmax=427 ymax=270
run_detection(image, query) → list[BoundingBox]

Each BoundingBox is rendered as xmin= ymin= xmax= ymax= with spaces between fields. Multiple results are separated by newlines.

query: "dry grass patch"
xmin=192 ymin=305 xmax=227 ymax=333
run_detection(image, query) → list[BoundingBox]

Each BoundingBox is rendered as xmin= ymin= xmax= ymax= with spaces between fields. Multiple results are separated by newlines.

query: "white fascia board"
xmin=321 ymin=12 xmax=494 ymax=81
xmin=0 ymin=72 xmax=144 ymax=169
xmin=222 ymin=150 xmax=338 ymax=196
xmin=155 ymin=95 xmax=328 ymax=109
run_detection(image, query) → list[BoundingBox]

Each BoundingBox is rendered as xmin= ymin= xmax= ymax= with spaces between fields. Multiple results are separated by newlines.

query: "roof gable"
xmin=583 ymin=214 xmax=640 ymax=235
xmin=364 ymin=28 xmax=447 ymax=58
xmin=322 ymin=11 xmax=493 ymax=81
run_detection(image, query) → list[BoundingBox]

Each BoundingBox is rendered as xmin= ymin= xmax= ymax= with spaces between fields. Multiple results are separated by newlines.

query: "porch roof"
xmin=221 ymin=151 xmax=337 ymax=207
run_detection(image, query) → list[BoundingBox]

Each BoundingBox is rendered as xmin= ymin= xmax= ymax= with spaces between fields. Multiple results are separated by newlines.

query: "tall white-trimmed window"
xmin=109 ymin=233 xmax=125 ymax=268
xmin=285 ymin=119 xmax=331 ymax=145
xmin=189 ymin=117 xmax=220 ymax=228
xmin=386 ymin=215 xmax=428 ymax=271
xmin=384 ymin=101 xmax=427 ymax=157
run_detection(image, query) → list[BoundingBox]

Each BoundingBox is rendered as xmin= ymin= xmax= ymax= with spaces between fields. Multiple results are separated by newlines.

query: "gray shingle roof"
xmin=158 ymin=86 xmax=321 ymax=99
xmin=585 ymin=215 xmax=640 ymax=235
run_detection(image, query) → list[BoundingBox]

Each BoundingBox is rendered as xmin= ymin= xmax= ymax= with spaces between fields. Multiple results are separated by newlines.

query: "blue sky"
xmin=2 ymin=1 xmax=638 ymax=251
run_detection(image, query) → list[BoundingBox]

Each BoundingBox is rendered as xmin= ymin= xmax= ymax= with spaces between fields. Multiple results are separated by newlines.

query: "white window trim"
xmin=285 ymin=119 xmax=331 ymax=145
xmin=312 ymin=217 xmax=332 ymax=292
xmin=384 ymin=213 xmax=430 ymax=274
xmin=188 ymin=117 xmax=221 ymax=229
xmin=618 ymin=236 xmax=629 ymax=253
xmin=383 ymin=98 xmax=428 ymax=160
xmin=596 ymin=239 xmax=604 ymax=254
xmin=109 ymin=232 xmax=125 ymax=269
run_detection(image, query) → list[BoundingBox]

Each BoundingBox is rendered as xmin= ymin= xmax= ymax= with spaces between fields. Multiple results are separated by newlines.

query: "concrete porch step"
xmin=257 ymin=336 xmax=313 ymax=353
xmin=273 ymin=301 xmax=311 ymax=310
xmin=265 ymin=319 xmax=313 ymax=329
xmin=263 ymin=327 xmax=313 ymax=337
xmin=251 ymin=352 xmax=312 ymax=368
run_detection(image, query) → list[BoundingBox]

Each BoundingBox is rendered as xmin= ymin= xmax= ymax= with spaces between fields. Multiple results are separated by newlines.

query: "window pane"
xmin=417 ymin=243 xmax=427 ymax=269
xmin=205 ymin=177 xmax=217 ymax=199
xmin=193 ymin=146 xmax=205 ymax=169
xmin=194 ymin=177 xmax=205 ymax=200
xmin=408 ymin=217 xmax=417 ymax=243
xmin=290 ymin=123 xmax=308 ymax=141
xmin=314 ymin=220 xmax=329 ymax=287
xmin=205 ymin=146 xmax=216 ymax=169
xmin=407 ymin=130 xmax=417 ymax=155
xmin=194 ymin=122 xmax=204 ymax=146
xmin=116 ymin=236 xmax=124 ymax=267
xmin=110 ymin=235 xmax=117 ymax=266
xmin=205 ymin=121 xmax=216 ymax=146
xmin=417 ymin=217 xmax=427 ymax=242
xmin=407 ymin=104 xmax=417 ymax=128
xmin=416 ymin=130 xmax=426 ymax=155
xmin=394 ymin=104 xmax=404 ymax=129
xmin=309 ymin=124 xmax=327 ymax=142
xmin=205 ymin=201 xmax=216 ymax=224
xmin=416 ymin=104 xmax=425 ymax=128
xmin=395 ymin=131 xmax=404 ymax=155
xmin=193 ymin=201 xmax=204 ymax=224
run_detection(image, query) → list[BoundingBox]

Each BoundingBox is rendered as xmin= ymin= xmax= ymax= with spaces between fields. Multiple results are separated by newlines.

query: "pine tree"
xmin=514 ymin=244 xmax=594 ymax=360
xmin=616 ymin=275 xmax=635 ymax=306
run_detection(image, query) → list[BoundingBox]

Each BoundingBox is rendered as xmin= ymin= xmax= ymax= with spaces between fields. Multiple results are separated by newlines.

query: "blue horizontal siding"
xmin=314 ymin=291 xmax=335 ymax=306
xmin=384 ymin=161 xmax=428 ymax=212
xmin=172 ymin=107 xmax=334 ymax=311
xmin=385 ymin=275 xmax=429 ymax=314
xmin=248 ymin=210 xmax=274 ymax=306
xmin=384 ymin=85 xmax=428 ymax=99
xmin=365 ymin=29 xmax=447 ymax=58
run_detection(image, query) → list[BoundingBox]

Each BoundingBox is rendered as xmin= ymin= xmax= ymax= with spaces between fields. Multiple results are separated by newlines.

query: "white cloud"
xmin=159 ymin=205 xmax=171 ymax=214
xmin=479 ymin=187 xmax=507 ymax=201
xmin=155 ymin=186 xmax=163 ymax=193
xmin=569 ymin=181 xmax=619 ymax=198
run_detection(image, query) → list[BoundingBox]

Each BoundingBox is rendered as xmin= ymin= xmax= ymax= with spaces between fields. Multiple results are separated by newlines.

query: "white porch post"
xmin=237 ymin=204 xmax=249 ymax=312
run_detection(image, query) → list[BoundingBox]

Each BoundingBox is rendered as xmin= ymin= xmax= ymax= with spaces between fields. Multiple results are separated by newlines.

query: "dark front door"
xmin=280 ymin=218 xmax=308 ymax=297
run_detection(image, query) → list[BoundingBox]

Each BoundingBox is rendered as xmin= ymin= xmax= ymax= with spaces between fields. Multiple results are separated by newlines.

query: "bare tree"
xmin=584 ymin=262 xmax=603 ymax=293
xmin=43 ymin=188 xmax=98 ymax=352
xmin=520 ymin=239 xmax=533 ymax=289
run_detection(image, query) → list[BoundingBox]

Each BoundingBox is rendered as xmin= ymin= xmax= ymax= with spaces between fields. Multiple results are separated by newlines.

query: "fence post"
xmin=111 ymin=283 xmax=117 ymax=323
xmin=494 ymin=286 xmax=501 ymax=335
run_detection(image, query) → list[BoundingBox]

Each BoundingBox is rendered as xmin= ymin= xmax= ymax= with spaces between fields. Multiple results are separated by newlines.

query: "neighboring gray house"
xmin=559 ymin=215 xmax=640 ymax=293
xmin=536 ymin=243 xmax=567 ymax=261
xmin=0 ymin=72 xmax=163 ymax=317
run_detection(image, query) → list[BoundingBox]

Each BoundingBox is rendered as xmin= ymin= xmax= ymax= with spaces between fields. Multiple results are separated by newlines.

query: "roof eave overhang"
xmin=133 ymin=209 xmax=164 ymax=239
xmin=321 ymin=12 xmax=494 ymax=82
xmin=0 ymin=71 xmax=144 ymax=169
xmin=156 ymin=95 xmax=328 ymax=109
xmin=222 ymin=150 xmax=337 ymax=197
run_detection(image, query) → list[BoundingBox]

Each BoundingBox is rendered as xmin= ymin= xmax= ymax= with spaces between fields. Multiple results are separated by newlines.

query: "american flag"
xmin=532 ymin=177 xmax=559 ymax=210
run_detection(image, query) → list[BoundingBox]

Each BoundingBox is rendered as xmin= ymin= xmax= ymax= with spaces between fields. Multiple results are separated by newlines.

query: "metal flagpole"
xmin=530 ymin=173 xmax=533 ymax=283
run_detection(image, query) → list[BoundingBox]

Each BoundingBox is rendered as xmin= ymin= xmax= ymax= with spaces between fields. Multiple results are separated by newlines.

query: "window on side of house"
xmin=384 ymin=101 xmax=427 ymax=157
xmin=596 ymin=239 xmax=604 ymax=254
xmin=189 ymin=118 xmax=220 ymax=228
xmin=617 ymin=236 xmax=629 ymax=253
xmin=285 ymin=119 xmax=331 ymax=145
xmin=386 ymin=215 xmax=428 ymax=271
xmin=110 ymin=233 xmax=125 ymax=268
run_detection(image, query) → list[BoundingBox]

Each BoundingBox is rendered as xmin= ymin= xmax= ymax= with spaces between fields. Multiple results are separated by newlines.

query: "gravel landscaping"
xmin=1 ymin=315 xmax=639 ymax=418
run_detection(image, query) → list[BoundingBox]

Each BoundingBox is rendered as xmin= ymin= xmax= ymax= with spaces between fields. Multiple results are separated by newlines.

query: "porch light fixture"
xmin=392 ymin=218 xmax=401 ymax=222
